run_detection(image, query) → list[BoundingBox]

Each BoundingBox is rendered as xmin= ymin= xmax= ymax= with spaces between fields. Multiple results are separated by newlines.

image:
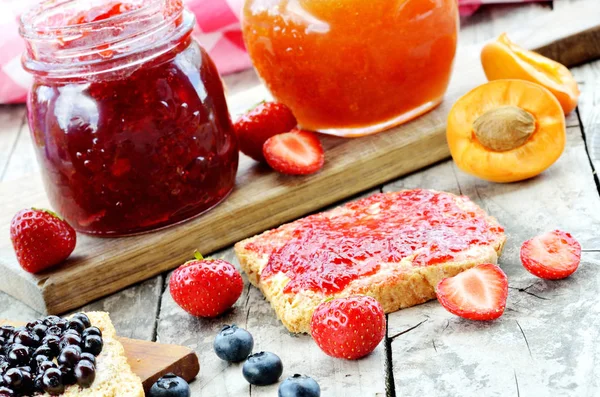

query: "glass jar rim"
xmin=19 ymin=0 xmax=167 ymax=40
xmin=19 ymin=0 xmax=194 ymax=79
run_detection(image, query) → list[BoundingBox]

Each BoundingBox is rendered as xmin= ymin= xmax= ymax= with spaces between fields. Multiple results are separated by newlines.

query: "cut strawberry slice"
xmin=263 ymin=130 xmax=325 ymax=175
xmin=436 ymin=263 xmax=508 ymax=321
xmin=520 ymin=230 xmax=581 ymax=280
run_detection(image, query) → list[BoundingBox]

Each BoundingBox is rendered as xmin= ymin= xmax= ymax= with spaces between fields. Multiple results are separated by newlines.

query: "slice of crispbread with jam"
xmin=235 ymin=189 xmax=506 ymax=333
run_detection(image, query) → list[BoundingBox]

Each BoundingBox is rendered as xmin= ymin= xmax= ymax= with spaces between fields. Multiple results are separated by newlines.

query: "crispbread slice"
xmin=41 ymin=312 xmax=144 ymax=397
xmin=235 ymin=190 xmax=506 ymax=333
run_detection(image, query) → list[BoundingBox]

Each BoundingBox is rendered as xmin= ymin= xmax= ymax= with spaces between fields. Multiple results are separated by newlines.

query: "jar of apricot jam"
xmin=19 ymin=0 xmax=238 ymax=236
xmin=242 ymin=0 xmax=459 ymax=137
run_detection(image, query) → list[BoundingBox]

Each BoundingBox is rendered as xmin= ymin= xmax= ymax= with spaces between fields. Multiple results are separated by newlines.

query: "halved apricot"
xmin=447 ymin=79 xmax=566 ymax=183
xmin=481 ymin=33 xmax=580 ymax=114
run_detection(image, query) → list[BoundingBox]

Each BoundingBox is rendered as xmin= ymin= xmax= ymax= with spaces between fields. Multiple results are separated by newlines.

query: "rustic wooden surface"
xmin=1 ymin=0 xmax=600 ymax=316
xmin=0 ymin=319 xmax=200 ymax=393
xmin=1 ymin=2 xmax=599 ymax=396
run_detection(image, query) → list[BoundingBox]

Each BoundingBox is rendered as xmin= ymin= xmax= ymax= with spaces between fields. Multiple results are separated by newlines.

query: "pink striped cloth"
xmin=0 ymin=0 xmax=546 ymax=104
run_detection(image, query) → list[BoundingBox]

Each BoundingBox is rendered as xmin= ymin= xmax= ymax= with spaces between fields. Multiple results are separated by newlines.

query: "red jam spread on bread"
xmin=254 ymin=190 xmax=504 ymax=294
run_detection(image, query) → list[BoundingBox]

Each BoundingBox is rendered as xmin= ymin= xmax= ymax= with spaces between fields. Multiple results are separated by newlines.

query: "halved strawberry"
xmin=263 ymin=130 xmax=325 ymax=175
xmin=234 ymin=102 xmax=297 ymax=162
xmin=520 ymin=230 xmax=581 ymax=280
xmin=436 ymin=263 xmax=508 ymax=321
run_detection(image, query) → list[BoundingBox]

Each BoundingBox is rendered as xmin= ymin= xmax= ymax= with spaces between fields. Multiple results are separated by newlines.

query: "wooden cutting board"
xmin=0 ymin=319 xmax=200 ymax=393
xmin=1 ymin=2 xmax=600 ymax=315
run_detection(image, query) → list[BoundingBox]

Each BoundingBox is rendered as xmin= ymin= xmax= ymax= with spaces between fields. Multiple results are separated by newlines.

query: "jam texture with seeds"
xmin=255 ymin=190 xmax=504 ymax=294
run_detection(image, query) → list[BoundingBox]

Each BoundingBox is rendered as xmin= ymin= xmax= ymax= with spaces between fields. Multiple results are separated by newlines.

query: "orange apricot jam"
xmin=242 ymin=0 xmax=459 ymax=137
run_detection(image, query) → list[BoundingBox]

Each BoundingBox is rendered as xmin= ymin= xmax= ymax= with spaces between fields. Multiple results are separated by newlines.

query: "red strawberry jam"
xmin=20 ymin=0 xmax=238 ymax=235
xmin=257 ymin=190 xmax=504 ymax=294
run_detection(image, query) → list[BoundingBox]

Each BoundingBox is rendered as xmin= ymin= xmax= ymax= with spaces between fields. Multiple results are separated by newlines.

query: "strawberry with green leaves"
xmin=169 ymin=252 xmax=243 ymax=317
xmin=10 ymin=208 xmax=77 ymax=274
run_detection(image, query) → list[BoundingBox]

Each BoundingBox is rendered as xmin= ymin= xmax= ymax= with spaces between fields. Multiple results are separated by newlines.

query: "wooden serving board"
xmin=0 ymin=2 xmax=599 ymax=315
xmin=0 ymin=319 xmax=200 ymax=393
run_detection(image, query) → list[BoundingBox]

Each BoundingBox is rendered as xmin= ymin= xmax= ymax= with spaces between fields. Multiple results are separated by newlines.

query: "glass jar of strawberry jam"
xmin=242 ymin=0 xmax=459 ymax=137
xmin=19 ymin=0 xmax=238 ymax=236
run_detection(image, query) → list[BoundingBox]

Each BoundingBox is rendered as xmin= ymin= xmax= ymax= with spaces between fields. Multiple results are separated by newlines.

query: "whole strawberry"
xmin=10 ymin=208 xmax=76 ymax=274
xmin=234 ymin=102 xmax=297 ymax=162
xmin=310 ymin=296 xmax=386 ymax=360
xmin=170 ymin=252 xmax=243 ymax=317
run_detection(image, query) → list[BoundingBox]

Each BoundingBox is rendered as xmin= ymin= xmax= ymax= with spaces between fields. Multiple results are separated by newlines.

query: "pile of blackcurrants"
xmin=0 ymin=313 xmax=103 ymax=396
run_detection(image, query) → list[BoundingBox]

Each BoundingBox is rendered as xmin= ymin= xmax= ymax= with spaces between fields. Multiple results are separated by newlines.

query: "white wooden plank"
xmin=1 ymin=116 xmax=37 ymax=182
xmin=459 ymin=2 xmax=552 ymax=44
xmin=389 ymin=251 xmax=600 ymax=397
xmin=0 ymin=289 xmax=40 ymax=322
xmin=574 ymin=62 xmax=600 ymax=175
xmin=0 ymin=105 xmax=26 ymax=181
xmin=78 ymin=276 xmax=164 ymax=341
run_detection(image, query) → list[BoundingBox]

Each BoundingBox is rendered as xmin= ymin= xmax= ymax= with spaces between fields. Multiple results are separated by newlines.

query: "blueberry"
xmin=7 ymin=345 xmax=30 ymax=366
xmin=214 ymin=325 xmax=254 ymax=363
xmin=42 ymin=316 xmax=61 ymax=326
xmin=46 ymin=326 xmax=62 ymax=337
xmin=66 ymin=319 xmax=85 ymax=334
xmin=33 ymin=345 xmax=54 ymax=359
xmin=71 ymin=313 xmax=91 ymax=329
xmin=278 ymin=374 xmax=321 ymax=397
xmin=0 ymin=327 xmax=14 ymax=339
xmin=16 ymin=369 xmax=33 ymax=393
xmin=59 ymin=333 xmax=82 ymax=350
xmin=83 ymin=335 xmax=103 ymax=356
xmin=30 ymin=354 xmax=50 ymax=370
xmin=41 ymin=335 xmax=61 ymax=356
xmin=42 ymin=368 xmax=64 ymax=394
xmin=25 ymin=320 xmax=42 ymax=330
xmin=79 ymin=352 xmax=96 ymax=366
xmin=33 ymin=373 xmax=44 ymax=391
xmin=0 ymin=387 xmax=13 ymax=397
xmin=74 ymin=360 xmax=96 ymax=388
xmin=31 ymin=324 xmax=48 ymax=340
xmin=58 ymin=345 xmax=81 ymax=367
xmin=62 ymin=329 xmax=81 ymax=337
xmin=148 ymin=373 xmax=190 ymax=397
xmin=55 ymin=319 xmax=69 ymax=330
xmin=14 ymin=330 xmax=39 ymax=348
xmin=242 ymin=352 xmax=283 ymax=386
xmin=82 ymin=327 xmax=102 ymax=339
xmin=59 ymin=364 xmax=76 ymax=386
xmin=2 ymin=369 xmax=23 ymax=390
xmin=37 ymin=360 xmax=57 ymax=373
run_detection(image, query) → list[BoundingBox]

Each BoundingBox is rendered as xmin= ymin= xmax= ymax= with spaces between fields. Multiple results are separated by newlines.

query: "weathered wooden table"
xmin=1 ymin=2 xmax=598 ymax=396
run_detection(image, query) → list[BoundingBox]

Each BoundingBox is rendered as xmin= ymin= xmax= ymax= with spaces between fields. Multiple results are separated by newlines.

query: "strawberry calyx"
xmin=32 ymin=207 xmax=63 ymax=221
